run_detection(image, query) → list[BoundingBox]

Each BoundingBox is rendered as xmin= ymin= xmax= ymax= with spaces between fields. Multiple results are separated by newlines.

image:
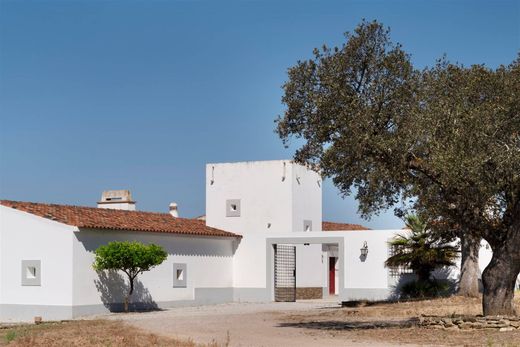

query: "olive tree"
xmin=276 ymin=20 xmax=520 ymax=315
xmin=93 ymin=241 xmax=168 ymax=312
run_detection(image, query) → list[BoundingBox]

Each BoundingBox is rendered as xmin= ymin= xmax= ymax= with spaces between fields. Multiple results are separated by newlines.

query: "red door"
xmin=329 ymin=257 xmax=336 ymax=295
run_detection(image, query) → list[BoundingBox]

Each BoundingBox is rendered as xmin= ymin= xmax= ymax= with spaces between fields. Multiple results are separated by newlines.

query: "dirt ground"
xmin=93 ymin=295 xmax=520 ymax=347
xmin=2 ymin=296 xmax=519 ymax=346
xmin=0 ymin=320 xmax=202 ymax=347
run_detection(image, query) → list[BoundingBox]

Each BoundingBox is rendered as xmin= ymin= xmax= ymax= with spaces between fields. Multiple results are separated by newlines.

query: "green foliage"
xmin=93 ymin=241 xmax=167 ymax=275
xmin=386 ymin=215 xmax=458 ymax=282
xmin=5 ymin=330 xmax=17 ymax=343
xmin=400 ymin=279 xmax=450 ymax=299
xmin=276 ymin=19 xmax=520 ymax=314
xmin=93 ymin=241 xmax=167 ymax=312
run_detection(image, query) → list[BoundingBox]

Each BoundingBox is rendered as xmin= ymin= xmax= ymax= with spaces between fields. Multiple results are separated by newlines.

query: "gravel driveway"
xmin=94 ymin=300 xmax=416 ymax=347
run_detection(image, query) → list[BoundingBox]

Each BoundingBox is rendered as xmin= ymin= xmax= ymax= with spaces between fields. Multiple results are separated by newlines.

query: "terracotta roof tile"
xmin=0 ymin=200 xmax=240 ymax=238
xmin=322 ymin=221 xmax=370 ymax=231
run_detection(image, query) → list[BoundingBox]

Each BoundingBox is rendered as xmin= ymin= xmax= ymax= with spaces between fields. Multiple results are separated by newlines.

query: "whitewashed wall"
xmin=0 ymin=206 xmax=74 ymax=322
xmin=72 ymin=229 xmax=235 ymax=310
xmin=206 ymin=160 xmax=323 ymax=291
xmin=206 ymin=160 xmax=294 ymax=234
xmin=291 ymin=163 xmax=323 ymax=288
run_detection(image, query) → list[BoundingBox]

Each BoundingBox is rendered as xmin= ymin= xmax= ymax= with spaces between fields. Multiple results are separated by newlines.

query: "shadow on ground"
xmin=278 ymin=318 xmax=419 ymax=330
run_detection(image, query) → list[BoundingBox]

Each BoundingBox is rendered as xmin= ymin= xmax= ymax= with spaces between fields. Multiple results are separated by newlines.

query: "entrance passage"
xmin=274 ymin=244 xmax=296 ymax=302
xmin=329 ymin=257 xmax=336 ymax=295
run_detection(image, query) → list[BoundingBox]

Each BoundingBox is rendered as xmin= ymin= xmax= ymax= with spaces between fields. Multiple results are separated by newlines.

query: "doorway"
xmin=329 ymin=256 xmax=337 ymax=295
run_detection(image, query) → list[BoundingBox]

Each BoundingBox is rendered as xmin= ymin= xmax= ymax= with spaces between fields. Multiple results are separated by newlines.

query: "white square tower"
xmin=205 ymin=160 xmax=322 ymax=234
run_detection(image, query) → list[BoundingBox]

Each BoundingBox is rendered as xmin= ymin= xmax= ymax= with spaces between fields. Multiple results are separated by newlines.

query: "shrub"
xmin=400 ymin=279 xmax=451 ymax=299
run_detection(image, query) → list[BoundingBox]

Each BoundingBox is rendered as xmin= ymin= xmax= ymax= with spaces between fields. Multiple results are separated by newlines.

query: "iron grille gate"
xmin=274 ymin=244 xmax=296 ymax=302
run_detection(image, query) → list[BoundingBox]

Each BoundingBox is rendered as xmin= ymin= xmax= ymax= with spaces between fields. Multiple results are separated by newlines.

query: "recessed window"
xmin=303 ymin=220 xmax=312 ymax=232
xmin=173 ymin=263 xmax=187 ymax=288
xmin=21 ymin=260 xmax=41 ymax=286
xmin=176 ymin=269 xmax=184 ymax=281
xmin=226 ymin=199 xmax=241 ymax=217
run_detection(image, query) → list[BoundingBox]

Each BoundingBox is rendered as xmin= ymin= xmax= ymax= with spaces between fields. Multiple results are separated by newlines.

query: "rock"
xmin=470 ymin=323 xmax=484 ymax=329
xmin=443 ymin=326 xmax=459 ymax=331
xmin=459 ymin=323 xmax=473 ymax=330
xmin=499 ymin=327 xmax=514 ymax=332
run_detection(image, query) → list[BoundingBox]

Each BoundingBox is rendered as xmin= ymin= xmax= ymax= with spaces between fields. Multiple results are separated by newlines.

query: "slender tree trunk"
xmin=482 ymin=223 xmax=520 ymax=316
xmin=124 ymin=277 xmax=135 ymax=313
xmin=458 ymin=233 xmax=481 ymax=297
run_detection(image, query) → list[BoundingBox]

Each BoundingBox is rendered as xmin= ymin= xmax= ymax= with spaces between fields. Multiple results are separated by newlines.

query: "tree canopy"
xmin=276 ymin=20 xmax=520 ymax=315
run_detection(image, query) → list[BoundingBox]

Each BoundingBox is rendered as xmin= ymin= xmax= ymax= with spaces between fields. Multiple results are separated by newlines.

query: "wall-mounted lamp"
xmin=360 ymin=241 xmax=368 ymax=257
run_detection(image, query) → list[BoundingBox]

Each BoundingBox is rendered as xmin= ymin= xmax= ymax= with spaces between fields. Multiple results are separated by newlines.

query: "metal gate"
xmin=274 ymin=244 xmax=296 ymax=302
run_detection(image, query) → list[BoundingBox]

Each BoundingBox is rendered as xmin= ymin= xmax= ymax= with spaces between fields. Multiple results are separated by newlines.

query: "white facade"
xmin=0 ymin=207 xmax=75 ymax=321
xmin=0 ymin=207 xmax=235 ymax=322
xmin=0 ymin=159 xmax=505 ymax=322
xmin=206 ymin=161 xmax=323 ymax=297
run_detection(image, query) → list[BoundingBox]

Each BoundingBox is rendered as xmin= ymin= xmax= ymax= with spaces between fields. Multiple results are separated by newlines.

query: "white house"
xmin=0 ymin=160 xmax=496 ymax=322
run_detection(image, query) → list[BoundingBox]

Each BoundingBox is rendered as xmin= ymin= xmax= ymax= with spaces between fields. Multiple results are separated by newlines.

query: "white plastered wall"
xmin=205 ymin=160 xmax=324 ymax=290
xmin=72 ymin=229 xmax=235 ymax=308
xmin=0 ymin=206 xmax=74 ymax=321
xmin=342 ymin=230 xmax=399 ymax=291
xmin=291 ymin=163 xmax=323 ymax=288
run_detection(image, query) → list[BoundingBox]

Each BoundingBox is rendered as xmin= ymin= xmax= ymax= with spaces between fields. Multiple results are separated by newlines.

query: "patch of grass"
xmin=4 ymin=331 xmax=17 ymax=343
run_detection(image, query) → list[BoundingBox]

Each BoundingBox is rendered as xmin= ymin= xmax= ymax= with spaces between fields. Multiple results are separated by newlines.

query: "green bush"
xmin=400 ymin=279 xmax=450 ymax=299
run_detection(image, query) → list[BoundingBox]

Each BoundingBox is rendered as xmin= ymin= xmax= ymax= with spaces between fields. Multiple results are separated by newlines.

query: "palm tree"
xmin=385 ymin=215 xmax=459 ymax=283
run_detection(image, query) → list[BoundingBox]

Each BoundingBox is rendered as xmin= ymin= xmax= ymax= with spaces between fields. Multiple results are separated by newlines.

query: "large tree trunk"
xmin=458 ymin=233 xmax=481 ymax=297
xmin=482 ymin=224 xmax=520 ymax=316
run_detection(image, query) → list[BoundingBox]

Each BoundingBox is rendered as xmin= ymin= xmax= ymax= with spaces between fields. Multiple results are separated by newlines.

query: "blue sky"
xmin=0 ymin=0 xmax=518 ymax=228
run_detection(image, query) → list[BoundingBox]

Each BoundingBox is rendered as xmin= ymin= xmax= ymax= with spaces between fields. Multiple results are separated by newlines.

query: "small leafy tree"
xmin=385 ymin=216 xmax=458 ymax=285
xmin=93 ymin=241 xmax=168 ymax=312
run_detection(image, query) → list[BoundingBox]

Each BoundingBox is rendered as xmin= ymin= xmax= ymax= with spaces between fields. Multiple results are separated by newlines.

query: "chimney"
xmin=169 ymin=202 xmax=179 ymax=218
xmin=97 ymin=190 xmax=136 ymax=211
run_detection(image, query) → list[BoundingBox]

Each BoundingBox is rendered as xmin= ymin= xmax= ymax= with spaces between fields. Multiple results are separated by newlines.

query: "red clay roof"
xmin=0 ymin=200 xmax=240 ymax=238
xmin=322 ymin=221 xmax=370 ymax=231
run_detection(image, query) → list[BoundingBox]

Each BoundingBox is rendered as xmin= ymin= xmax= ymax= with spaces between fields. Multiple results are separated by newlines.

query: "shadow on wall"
xmin=94 ymin=270 xmax=160 ymax=312
xmin=75 ymin=229 xmax=235 ymax=258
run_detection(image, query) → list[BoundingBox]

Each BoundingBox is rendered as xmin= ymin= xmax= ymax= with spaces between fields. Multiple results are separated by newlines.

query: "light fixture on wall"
xmin=360 ymin=241 xmax=368 ymax=257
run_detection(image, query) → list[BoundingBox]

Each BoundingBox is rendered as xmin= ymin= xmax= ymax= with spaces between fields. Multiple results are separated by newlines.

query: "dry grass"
xmin=0 ymin=320 xmax=225 ymax=347
xmin=282 ymin=295 xmax=520 ymax=347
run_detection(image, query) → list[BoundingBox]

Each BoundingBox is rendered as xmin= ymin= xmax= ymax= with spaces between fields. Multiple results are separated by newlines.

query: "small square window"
xmin=173 ymin=263 xmax=187 ymax=288
xmin=21 ymin=260 xmax=41 ymax=286
xmin=226 ymin=199 xmax=241 ymax=217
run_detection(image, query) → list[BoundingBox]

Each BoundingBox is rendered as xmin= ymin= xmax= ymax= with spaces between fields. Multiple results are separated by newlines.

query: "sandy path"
xmin=95 ymin=301 xmax=419 ymax=347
